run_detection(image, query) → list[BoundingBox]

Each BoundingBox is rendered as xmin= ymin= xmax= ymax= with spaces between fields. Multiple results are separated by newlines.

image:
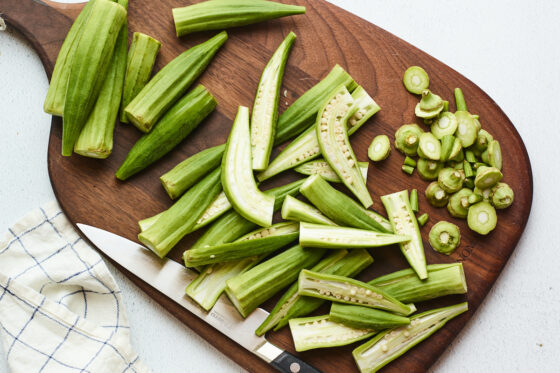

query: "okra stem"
xmin=410 ymin=189 xmax=419 ymax=212
xmin=454 ymin=87 xmax=468 ymax=112
xmin=401 ymin=165 xmax=414 ymax=175
xmin=404 ymin=156 xmax=417 ymax=167
xmin=281 ymin=195 xmax=337 ymax=226
xmin=416 ymin=213 xmax=429 ymax=227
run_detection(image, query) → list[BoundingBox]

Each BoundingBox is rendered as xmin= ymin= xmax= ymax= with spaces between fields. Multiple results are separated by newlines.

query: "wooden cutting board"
xmin=3 ymin=0 xmax=533 ymax=371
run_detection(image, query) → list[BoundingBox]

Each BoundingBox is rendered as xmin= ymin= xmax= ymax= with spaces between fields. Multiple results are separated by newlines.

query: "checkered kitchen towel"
xmin=0 ymin=202 xmax=151 ymax=373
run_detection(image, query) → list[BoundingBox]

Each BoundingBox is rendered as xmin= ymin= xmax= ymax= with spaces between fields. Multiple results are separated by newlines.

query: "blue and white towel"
xmin=0 ymin=202 xmax=150 ymax=373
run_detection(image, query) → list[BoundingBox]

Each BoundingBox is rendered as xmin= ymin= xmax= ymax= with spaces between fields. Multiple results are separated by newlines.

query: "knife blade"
xmin=77 ymin=223 xmax=321 ymax=373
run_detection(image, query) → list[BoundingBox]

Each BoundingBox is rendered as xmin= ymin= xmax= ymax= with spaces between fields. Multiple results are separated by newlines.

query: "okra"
xmin=251 ymin=32 xmax=296 ymax=170
xmin=190 ymin=179 xmax=304 ymax=251
xmin=44 ymin=0 xmax=97 ymax=116
xmin=300 ymin=175 xmax=391 ymax=233
xmin=381 ymin=190 xmax=427 ymax=280
xmin=120 ymin=32 xmax=161 ymax=123
xmin=226 ymin=245 xmax=325 ymax=317
xmin=299 ymin=222 xmax=410 ymax=249
xmin=74 ymin=0 xmax=128 ymax=158
xmin=295 ymin=159 xmax=369 ymax=183
xmin=281 ymin=195 xmax=337 ymax=226
xmin=416 ymin=213 xmax=429 ymax=227
xmin=329 ymin=303 xmax=410 ymax=330
xmin=257 ymin=249 xmax=373 ymax=335
xmin=61 ymin=0 xmax=127 ymax=156
xmin=138 ymin=168 xmax=222 ymax=258
xmin=222 ymin=106 xmax=275 ymax=227
xmin=369 ymin=263 xmax=467 ymax=303
xmin=173 ymin=0 xmax=305 ymax=36
xmin=125 ymin=31 xmax=227 ymax=132
xmin=160 ymin=144 xmax=226 ymax=199
xmin=138 ymin=211 xmax=162 ymax=232
xmin=289 ymin=315 xmax=375 ymax=352
xmin=298 ymin=270 xmax=416 ymax=316
xmin=409 ymin=189 xmax=419 ymax=212
xmin=258 ymin=85 xmax=378 ymax=181
xmin=116 ymin=85 xmax=217 ymax=180
xmin=183 ymin=222 xmax=299 ymax=267
xmin=353 ymin=302 xmax=468 ymax=373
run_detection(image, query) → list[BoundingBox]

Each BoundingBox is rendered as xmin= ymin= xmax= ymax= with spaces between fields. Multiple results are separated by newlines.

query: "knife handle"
xmin=271 ymin=351 xmax=322 ymax=373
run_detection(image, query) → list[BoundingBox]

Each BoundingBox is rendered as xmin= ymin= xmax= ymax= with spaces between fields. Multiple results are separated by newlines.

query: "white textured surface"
xmin=1 ymin=1 xmax=559 ymax=372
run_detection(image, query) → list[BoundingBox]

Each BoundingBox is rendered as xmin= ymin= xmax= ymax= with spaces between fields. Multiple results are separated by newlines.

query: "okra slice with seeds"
xmin=402 ymin=66 xmax=429 ymax=95
xmin=417 ymin=133 xmax=441 ymax=161
xmin=251 ymin=32 xmax=296 ymax=170
xmin=173 ymin=0 xmax=305 ymax=37
xmin=329 ymin=303 xmax=410 ymax=330
xmin=299 ymin=222 xmax=410 ymax=249
xmin=381 ymin=190 xmax=428 ymax=280
xmin=295 ymin=159 xmax=368 ymax=183
xmin=298 ymin=270 xmax=416 ymax=316
xmin=125 ymin=31 xmax=227 ymax=132
xmin=120 ymin=32 xmax=161 ymax=123
xmin=160 ymin=144 xmax=226 ymax=200
xmin=429 ymin=221 xmax=461 ymax=255
xmin=300 ymin=175 xmax=391 ymax=233
xmin=138 ymin=168 xmax=222 ymax=258
xmin=317 ymin=85 xmax=372 ymax=207
xmin=281 ymin=195 xmax=337 ymax=226
xmin=468 ymin=201 xmax=497 ymax=235
xmin=368 ymin=135 xmax=391 ymax=162
xmin=257 ymin=249 xmax=373 ymax=335
xmin=455 ymin=111 xmax=478 ymax=148
xmin=183 ymin=222 xmax=299 ymax=267
xmin=226 ymin=245 xmax=325 ymax=318
xmin=61 ymin=0 xmax=127 ymax=156
xmin=353 ymin=302 xmax=469 ymax=373
xmin=289 ymin=315 xmax=376 ymax=352
xmin=492 ymin=182 xmax=514 ymax=209
xmin=414 ymin=90 xmax=444 ymax=119
xmin=369 ymin=263 xmax=467 ymax=303
xmin=222 ymin=106 xmax=275 ymax=227
xmin=116 ymin=85 xmax=217 ymax=180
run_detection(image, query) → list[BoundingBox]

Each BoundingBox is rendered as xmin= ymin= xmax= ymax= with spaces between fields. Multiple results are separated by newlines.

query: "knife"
xmin=77 ymin=224 xmax=321 ymax=373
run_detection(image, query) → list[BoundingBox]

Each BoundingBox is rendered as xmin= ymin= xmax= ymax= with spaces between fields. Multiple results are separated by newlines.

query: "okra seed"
xmin=344 ymin=295 xmax=350 ymax=301
xmin=356 ymin=112 xmax=363 ymax=120
xmin=381 ymin=344 xmax=388 ymax=352
xmin=350 ymin=289 xmax=357 ymax=295
xmin=210 ymin=254 xmax=215 ymax=259
xmin=366 ymin=290 xmax=372 ymax=295
xmin=404 ymin=331 xmax=410 ymax=337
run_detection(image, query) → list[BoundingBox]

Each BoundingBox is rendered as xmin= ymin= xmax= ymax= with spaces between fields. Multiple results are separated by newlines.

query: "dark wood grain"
xmin=3 ymin=0 xmax=533 ymax=372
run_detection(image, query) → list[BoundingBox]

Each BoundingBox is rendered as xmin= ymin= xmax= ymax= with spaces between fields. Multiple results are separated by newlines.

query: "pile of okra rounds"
xmin=41 ymin=1 xmax=507 ymax=372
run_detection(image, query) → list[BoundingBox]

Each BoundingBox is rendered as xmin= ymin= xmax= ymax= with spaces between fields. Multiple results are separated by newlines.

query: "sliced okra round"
xmin=474 ymin=166 xmax=503 ymax=189
xmin=429 ymin=221 xmax=461 ymax=255
xmin=468 ymin=201 xmax=497 ymax=235
xmin=417 ymin=158 xmax=443 ymax=181
xmin=403 ymin=66 xmax=429 ymax=94
xmin=447 ymin=188 xmax=473 ymax=219
xmin=415 ymin=90 xmax=444 ymax=119
xmin=425 ymin=182 xmax=449 ymax=208
xmin=471 ymin=129 xmax=493 ymax=156
xmin=454 ymin=111 xmax=478 ymax=147
xmin=395 ymin=124 xmax=423 ymax=156
xmin=487 ymin=140 xmax=502 ymax=170
xmin=448 ymin=137 xmax=463 ymax=161
xmin=438 ymin=167 xmax=464 ymax=194
xmin=431 ymin=112 xmax=458 ymax=139
xmin=417 ymin=132 xmax=441 ymax=160
xmin=473 ymin=186 xmax=493 ymax=203
xmin=491 ymin=182 xmax=514 ymax=209
xmin=368 ymin=134 xmax=391 ymax=162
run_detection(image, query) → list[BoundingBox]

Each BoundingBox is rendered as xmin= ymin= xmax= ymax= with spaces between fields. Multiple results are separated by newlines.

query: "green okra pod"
xmin=329 ymin=303 xmax=410 ymax=330
xmin=295 ymin=159 xmax=369 ymax=184
xmin=173 ymin=0 xmax=305 ymax=36
xmin=116 ymin=85 xmax=217 ymax=180
xmin=300 ymin=175 xmax=392 ymax=233
xmin=120 ymin=32 xmax=161 ymax=123
xmin=138 ymin=167 xmax=222 ymax=258
xmin=298 ymin=270 xmax=416 ymax=316
xmin=256 ymin=249 xmax=373 ymax=335
xmin=74 ymin=0 xmax=129 ymax=159
xmin=353 ymin=302 xmax=468 ymax=373
xmin=125 ymin=31 xmax=227 ymax=132
xmin=281 ymin=195 xmax=337 ymax=226
xmin=160 ymin=144 xmax=226 ymax=200
xmin=226 ymin=245 xmax=326 ymax=318
xmin=61 ymin=0 xmax=127 ymax=156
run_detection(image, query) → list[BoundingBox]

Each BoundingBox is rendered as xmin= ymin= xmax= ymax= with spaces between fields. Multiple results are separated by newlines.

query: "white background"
xmin=1 ymin=0 xmax=559 ymax=372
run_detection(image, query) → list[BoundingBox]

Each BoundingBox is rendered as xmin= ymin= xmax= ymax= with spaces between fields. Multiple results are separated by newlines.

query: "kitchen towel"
xmin=0 ymin=201 xmax=151 ymax=373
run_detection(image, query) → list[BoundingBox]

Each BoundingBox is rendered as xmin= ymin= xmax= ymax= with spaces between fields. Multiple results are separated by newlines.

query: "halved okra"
xmin=381 ymin=190 xmax=428 ymax=280
xmin=251 ymin=32 xmax=296 ymax=170
xmin=160 ymin=144 xmax=226 ymax=200
xmin=119 ymin=32 xmax=161 ymax=123
xmin=189 ymin=179 xmax=304 ymax=251
xmin=222 ymin=106 xmax=275 ymax=227
xmin=289 ymin=315 xmax=376 ymax=352
xmin=116 ymin=85 xmax=217 ymax=180
xmin=299 ymin=222 xmax=410 ymax=249
xmin=295 ymin=159 xmax=369 ymax=183
xmin=183 ymin=222 xmax=299 ymax=267
xmin=329 ymin=303 xmax=410 ymax=330
xmin=74 ymin=0 xmax=128 ymax=159
xmin=172 ymin=0 xmax=305 ymax=36
xmin=316 ymin=85 xmax=373 ymax=207
xmin=256 ymin=249 xmax=373 ymax=335
xmin=226 ymin=245 xmax=325 ymax=318
xmin=298 ymin=270 xmax=416 ymax=316
xmin=258 ymin=85 xmax=379 ymax=181
xmin=300 ymin=175 xmax=392 ymax=233
xmin=353 ymin=302 xmax=468 ymax=373
xmin=125 ymin=31 xmax=227 ymax=132
xmin=368 ymin=263 xmax=467 ymax=303
xmin=61 ymin=0 xmax=127 ymax=156
xmin=281 ymin=195 xmax=337 ymax=226
xmin=138 ymin=167 xmax=222 ymax=258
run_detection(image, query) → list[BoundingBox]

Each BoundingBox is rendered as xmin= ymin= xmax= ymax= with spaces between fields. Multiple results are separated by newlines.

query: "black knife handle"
xmin=271 ymin=351 xmax=322 ymax=373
